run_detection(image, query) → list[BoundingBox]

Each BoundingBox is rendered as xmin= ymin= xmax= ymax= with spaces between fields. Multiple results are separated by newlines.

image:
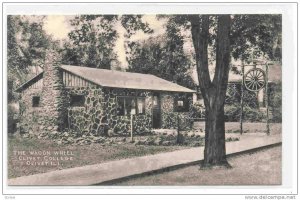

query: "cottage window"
xmin=117 ymin=96 xmax=145 ymax=116
xmin=177 ymin=100 xmax=184 ymax=107
xmin=175 ymin=95 xmax=189 ymax=112
xmin=70 ymin=95 xmax=85 ymax=107
xmin=137 ymin=98 xmax=146 ymax=114
xmin=153 ymin=96 xmax=158 ymax=106
xmin=32 ymin=96 xmax=40 ymax=107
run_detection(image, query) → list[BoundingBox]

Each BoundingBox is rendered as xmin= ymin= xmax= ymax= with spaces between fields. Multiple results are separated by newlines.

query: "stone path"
xmin=8 ymin=133 xmax=281 ymax=186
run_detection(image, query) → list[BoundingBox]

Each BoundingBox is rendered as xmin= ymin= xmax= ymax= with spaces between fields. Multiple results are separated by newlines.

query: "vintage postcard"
xmin=1 ymin=1 xmax=298 ymax=199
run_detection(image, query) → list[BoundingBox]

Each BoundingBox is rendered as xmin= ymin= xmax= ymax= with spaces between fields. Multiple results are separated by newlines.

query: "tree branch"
xmin=190 ymin=15 xmax=211 ymax=90
xmin=213 ymin=15 xmax=231 ymax=99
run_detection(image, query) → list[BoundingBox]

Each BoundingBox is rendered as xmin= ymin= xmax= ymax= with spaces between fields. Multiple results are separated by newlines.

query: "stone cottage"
xmin=16 ymin=52 xmax=195 ymax=136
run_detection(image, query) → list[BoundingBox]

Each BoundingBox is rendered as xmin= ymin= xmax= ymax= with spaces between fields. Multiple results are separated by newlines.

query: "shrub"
xmin=8 ymin=103 xmax=18 ymax=134
xmin=269 ymin=82 xmax=282 ymax=122
xmin=224 ymin=103 xmax=266 ymax=122
xmin=191 ymin=102 xmax=205 ymax=119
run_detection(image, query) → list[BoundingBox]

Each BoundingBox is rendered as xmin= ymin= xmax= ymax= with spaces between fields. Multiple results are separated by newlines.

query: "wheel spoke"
xmin=250 ymin=71 xmax=255 ymax=78
xmin=245 ymin=81 xmax=251 ymax=87
xmin=257 ymin=73 xmax=264 ymax=79
xmin=247 ymin=79 xmax=254 ymax=86
xmin=248 ymin=80 xmax=255 ymax=89
xmin=246 ymin=73 xmax=253 ymax=79
xmin=257 ymin=81 xmax=263 ymax=88
xmin=246 ymin=81 xmax=252 ymax=89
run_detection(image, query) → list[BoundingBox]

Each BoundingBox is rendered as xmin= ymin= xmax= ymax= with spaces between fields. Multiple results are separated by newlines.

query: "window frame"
xmin=174 ymin=94 xmax=189 ymax=112
xmin=32 ymin=96 xmax=40 ymax=107
xmin=70 ymin=94 xmax=85 ymax=107
xmin=116 ymin=96 xmax=146 ymax=116
xmin=136 ymin=97 xmax=146 ymax=115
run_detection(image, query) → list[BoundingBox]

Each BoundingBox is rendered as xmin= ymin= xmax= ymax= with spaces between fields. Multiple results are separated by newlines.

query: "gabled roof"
xmin=60 ymin=65 xmax=195 ymax=93
xmin=16 ymin=65 xmax=195 ymax=93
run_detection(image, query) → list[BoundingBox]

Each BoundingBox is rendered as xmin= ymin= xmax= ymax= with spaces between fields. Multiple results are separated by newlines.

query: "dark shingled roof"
xmin=16 ymin=65 xmax=195 ymax=93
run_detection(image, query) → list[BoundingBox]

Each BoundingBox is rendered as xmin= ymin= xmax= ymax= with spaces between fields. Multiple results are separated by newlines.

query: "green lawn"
xmin=8 ymin=136 xmax=186 ymax=179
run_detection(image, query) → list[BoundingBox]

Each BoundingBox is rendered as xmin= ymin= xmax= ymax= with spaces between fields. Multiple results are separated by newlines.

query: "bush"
xmin=191 ymin=102 xmax=205 ymax=119
xmin=8 ymin=103 xmax=18 ymax=134
xmin=224 ymin=103 xmax=266 ymax=122
xmin=269 ymin=82 xmax=282 ymax=122
xmin=224 ymin=104 xmax=240 ymax=122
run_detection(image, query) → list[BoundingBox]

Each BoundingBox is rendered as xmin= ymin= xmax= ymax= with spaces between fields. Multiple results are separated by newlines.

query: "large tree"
xmin=185 ymin=14 xmax=281 ymax=167
xmin=189 ymin=15 xmax=231 ymax=167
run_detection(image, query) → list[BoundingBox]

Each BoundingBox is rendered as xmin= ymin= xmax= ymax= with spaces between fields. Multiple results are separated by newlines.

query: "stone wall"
xmin=19 ymin=88 xmax=43 ymax=134
xmin=19 ymin=50 xmax=68 ymax=135
xmin=160 ymin=93 xmax=193 ymax=130
xmin=66 ymin=86 xmax=104 ymax=135
xmin=40 ymin=50 xmax=68 ymax=132
xmin=66 ymin=87 xmax=193 ymax=135
xmin=66 ymin=87 xmax=154 ymax=136
xmin=20 ymin=83 xmax=194 ymax=136
xmin=19 ymin=53 xmax=194 ymax=136
xmin=103 ymin=88 xmax=153 ymax=135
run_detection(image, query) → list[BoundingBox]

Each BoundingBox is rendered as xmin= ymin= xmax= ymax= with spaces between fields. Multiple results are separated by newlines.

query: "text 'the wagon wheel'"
xmin=244 ymin=68 xmax=266 ymax=92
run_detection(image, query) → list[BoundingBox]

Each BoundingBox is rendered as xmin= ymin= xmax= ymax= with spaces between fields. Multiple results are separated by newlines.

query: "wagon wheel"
xmin=244 ymin=68 xmax=266 ymax=92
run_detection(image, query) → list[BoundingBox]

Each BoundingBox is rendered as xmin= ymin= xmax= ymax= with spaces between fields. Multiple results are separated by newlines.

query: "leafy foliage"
xmin=269 ymin=82 xmax=282 ymax=122
xmin=190 ymin=101 xmax=205 ymax=119
xmin=63 ymin=15 xmax=118 ymax=69
xmin=62 ymin=15 xmax=153 ymax=69
xmin=126 ymin=17 xmax=195 ymax=88
xmin=231 ymin=15 xmax=282 ymax=62
xmin=224 ymin=103 xmax=266 ymax=122
xmin=7 ymin=15 xmax=52 ymax=102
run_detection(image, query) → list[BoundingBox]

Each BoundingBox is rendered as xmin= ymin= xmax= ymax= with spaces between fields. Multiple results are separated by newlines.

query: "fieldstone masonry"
xmin=19 ymin=88 xmax=43 ymax=134
xmin=20 ymin=50 xmax=68 ymax=134
xmin=161 ymin=93 xmax=193 ymax=130
xmin=19 ymin=51 xmax=193 ymax=137
xmin=41 ymin=50 xmax=68 ymax=131
xmin=67 ymin=87 xmax=153 ymax=136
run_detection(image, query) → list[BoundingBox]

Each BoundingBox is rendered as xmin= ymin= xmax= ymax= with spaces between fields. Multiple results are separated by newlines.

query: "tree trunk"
xmin=203 ymin=105 xmax=228 ymax=167
xmin=190 ymin=14 xmax=231 ymax=168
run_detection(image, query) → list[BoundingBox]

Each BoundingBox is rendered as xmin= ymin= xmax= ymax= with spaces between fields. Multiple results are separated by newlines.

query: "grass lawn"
xmin=8 ymin=136 xmax=187 ymax=179
xmin=114 ymin=146 xmax=282 ymax=185
xmin=8 ymin=122 xmax=281 ymax=179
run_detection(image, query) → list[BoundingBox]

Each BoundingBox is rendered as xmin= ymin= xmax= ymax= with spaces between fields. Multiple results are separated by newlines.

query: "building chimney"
xmin=41 ymin=49 xmax=66 ymax=132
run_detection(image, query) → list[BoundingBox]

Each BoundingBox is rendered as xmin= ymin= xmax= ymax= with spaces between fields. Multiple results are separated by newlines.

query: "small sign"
xmin=131 ymin=108 xmax=136 ymax=115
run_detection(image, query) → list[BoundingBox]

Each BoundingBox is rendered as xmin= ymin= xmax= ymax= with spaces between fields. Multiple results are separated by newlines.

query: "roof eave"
xmin=15 ymin=72 xmax=44 ymax=92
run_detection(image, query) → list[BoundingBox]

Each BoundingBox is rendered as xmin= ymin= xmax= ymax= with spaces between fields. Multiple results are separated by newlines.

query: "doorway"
xmin=152 ymin=93 xmax=161 ymax=129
